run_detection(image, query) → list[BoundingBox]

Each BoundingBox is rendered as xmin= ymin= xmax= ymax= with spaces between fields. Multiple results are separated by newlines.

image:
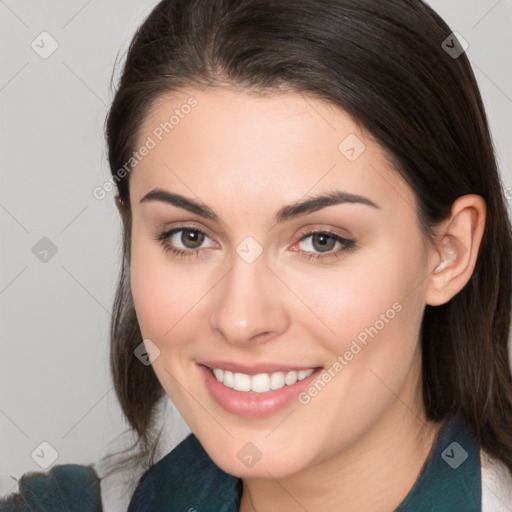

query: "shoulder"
xmin=0 ymin=463 xmax=102 ymax=511
xmin=92 ymin=398 xmax=194 ymax=512
xmin=127 ymin=433 xmax=241 ymax=512
xmin=481 ymin=449 xmax=512 ymax=512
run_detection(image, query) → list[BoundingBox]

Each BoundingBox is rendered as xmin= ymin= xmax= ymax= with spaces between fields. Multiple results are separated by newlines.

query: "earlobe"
xmin=425 ymin=194 xmax=486 ymax=307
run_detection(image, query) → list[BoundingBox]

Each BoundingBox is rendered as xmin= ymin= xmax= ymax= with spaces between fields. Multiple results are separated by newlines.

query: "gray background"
xmin=1 ymin=0 xmax=511 ymax=498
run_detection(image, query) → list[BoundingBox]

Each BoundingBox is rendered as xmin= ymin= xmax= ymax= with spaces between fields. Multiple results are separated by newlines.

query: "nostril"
xmin=251 ymin=331 xmax=273 ymax=343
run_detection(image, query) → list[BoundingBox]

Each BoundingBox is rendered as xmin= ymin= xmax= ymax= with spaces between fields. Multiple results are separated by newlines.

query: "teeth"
xmin=252 ymin=373 xmax=270 ymax=393
xmin=213 ymin=368 xmax=224 ymax=383
xmin=284 ymin=371 xmax=297 ymax=385
xmin=210 ymin=367 xmax=314 ymax=393
xmin=223 ymin=370 xmax=234 ymax=388
xmin=270 ymin=372 xmax=285 ymax=390
xmin=233 ymin=372 xmax=251 ymax=392
xmin=297 ymin=369 xmax=312 ymax=380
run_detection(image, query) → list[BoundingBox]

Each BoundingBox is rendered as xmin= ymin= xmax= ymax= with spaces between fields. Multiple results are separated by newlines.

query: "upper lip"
xmin=199 ymin=360 xmax=321 ymax=375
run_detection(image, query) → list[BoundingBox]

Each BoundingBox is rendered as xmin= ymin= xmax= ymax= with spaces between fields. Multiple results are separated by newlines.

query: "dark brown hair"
xmin=102 ymin=0 xmax=512 ymax=477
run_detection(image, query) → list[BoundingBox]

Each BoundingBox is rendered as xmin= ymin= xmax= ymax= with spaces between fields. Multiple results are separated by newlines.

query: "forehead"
xmin=129 ymin=87 xmax=414 ymax=214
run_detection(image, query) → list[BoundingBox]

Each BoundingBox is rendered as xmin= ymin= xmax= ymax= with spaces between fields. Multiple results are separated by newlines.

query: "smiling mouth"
xmin=205 ymin=366 xmax=316 ymax=393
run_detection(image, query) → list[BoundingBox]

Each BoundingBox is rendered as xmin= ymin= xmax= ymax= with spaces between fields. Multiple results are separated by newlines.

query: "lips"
xmin=198 ymin=361 xmax=322 ymax=417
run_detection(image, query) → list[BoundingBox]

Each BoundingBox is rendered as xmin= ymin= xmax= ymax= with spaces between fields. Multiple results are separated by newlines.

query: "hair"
xmin=101 ymin=0 xmax=512 ymax=478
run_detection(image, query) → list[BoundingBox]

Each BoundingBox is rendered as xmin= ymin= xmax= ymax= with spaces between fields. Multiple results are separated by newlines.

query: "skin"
xmin=122 ymin=86 xmax=486 ymax=511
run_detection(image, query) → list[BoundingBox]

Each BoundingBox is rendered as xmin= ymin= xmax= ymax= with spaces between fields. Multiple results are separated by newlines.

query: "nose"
xmin=208 ymin=252 xmax=290 ymax=346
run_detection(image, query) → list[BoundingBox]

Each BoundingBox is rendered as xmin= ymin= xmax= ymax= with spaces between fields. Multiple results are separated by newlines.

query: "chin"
xmin=210 ymin=448 xmax=307 ymax=480
xmin=192 ymin=426 xmax=317 ymax=480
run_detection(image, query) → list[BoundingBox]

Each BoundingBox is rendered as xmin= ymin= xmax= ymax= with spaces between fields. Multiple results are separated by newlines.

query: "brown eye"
xmin=310 ymin=233 xmax=336 ymax=253
xmin=181 ymin=229 xmax=205 ymax=249
xmin=294 ymin=229 xmax=356 ymax=261
xmin=154 ymin=226 xmax=217 ymax=259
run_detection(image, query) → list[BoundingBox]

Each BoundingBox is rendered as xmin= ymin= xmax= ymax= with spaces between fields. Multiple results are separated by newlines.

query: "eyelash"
xmin=153 ymin=226 xmax=356 ymax=261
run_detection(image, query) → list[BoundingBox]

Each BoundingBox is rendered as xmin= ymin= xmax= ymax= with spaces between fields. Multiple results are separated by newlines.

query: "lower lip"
xmin=198 ymin=364 xmax=322 ymax=418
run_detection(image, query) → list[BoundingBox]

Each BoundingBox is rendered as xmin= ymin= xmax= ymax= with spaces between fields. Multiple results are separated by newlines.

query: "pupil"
xmin=313 ymin=233 xmax=334 ymax=252
xmin=182 ymin=229 xmax=204 ymax=248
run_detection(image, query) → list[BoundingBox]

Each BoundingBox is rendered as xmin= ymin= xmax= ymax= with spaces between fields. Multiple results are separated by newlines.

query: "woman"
xmin=2 ymin=0 xmax=512 ymax=510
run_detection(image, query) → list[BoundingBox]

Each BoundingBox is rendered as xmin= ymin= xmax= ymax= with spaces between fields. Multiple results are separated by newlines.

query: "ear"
xmin=425 ymin=194 xmax=486 ymax=307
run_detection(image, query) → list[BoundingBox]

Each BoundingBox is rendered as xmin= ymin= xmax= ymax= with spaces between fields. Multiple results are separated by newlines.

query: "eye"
xmin=293 ymin=229 xmax=356 ymax=260
xmin=153 ymin=227 xmax=217 ymax=258
xmin=153 ymin=226 xmax=355 ymax=261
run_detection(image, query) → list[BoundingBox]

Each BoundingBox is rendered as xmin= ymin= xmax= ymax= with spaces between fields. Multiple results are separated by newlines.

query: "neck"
xmin=239 ymin=357 xmax=443 ymax=512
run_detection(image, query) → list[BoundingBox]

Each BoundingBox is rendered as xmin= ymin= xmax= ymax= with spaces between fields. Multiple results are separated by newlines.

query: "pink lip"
xmin=198 ymin=363 xmax=322 ymax=418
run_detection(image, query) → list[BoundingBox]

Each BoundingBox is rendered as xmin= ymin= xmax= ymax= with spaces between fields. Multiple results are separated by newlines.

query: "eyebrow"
xmin=139 ymin=188 xmax=380 ymax=223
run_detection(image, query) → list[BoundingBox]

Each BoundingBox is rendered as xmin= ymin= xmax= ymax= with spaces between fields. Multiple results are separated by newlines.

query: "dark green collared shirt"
xmin=0 ymin=416 xmax=481 ymax=511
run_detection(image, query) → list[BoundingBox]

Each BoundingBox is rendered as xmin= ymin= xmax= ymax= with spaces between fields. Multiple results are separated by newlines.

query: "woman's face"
xmin=128 ymin=87 xmax=436 ymax=478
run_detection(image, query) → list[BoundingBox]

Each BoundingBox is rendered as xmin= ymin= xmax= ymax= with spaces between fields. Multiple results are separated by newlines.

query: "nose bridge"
xmin=209 ymin=249 xmax=288 ymax=344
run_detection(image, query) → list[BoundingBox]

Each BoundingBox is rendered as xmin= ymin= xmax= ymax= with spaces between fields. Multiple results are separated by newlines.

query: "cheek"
xmin=287 ymin=229 xmax=427 ymax=357
xmin=129 ymin=233 xmax=208 ymax=343
xmin=318 ymin=226 xmax=426 ymax=419
xmin=287 ymin=241 xmax=427 ymax=445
